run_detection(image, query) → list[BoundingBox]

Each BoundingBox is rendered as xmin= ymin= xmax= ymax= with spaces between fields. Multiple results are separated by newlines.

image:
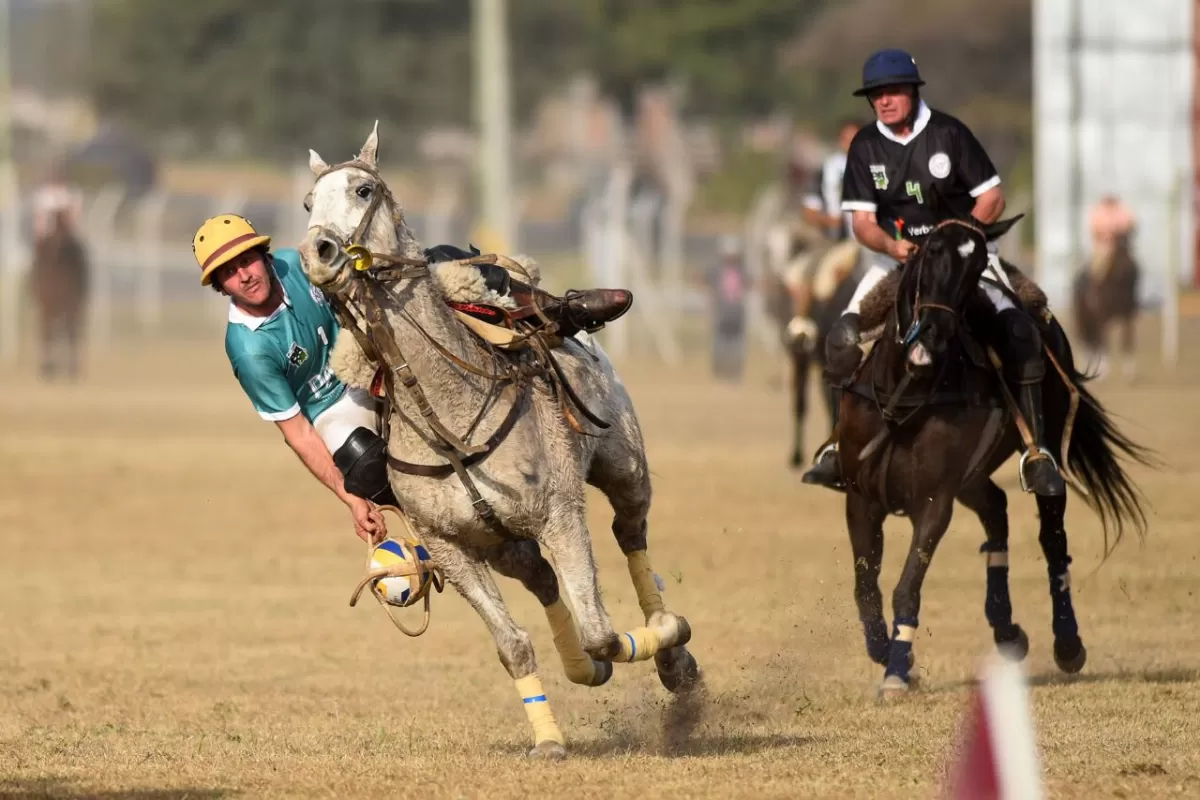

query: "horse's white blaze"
xmin=958 ymin=239 xmax=977 ymax=258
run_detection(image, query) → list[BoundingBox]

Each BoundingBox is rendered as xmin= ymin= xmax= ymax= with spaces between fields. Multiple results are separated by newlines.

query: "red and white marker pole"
xmin=945 ymin=656 xmax=1044 ymax=800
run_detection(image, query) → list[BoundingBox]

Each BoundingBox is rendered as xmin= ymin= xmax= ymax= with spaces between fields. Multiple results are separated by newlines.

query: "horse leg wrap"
xmin=514 ymin=674 xmax=565 ymax=746
xmin=544 ymin=599 xmax=603 ymax=686
xmin=982 ymin=548 xmax=1019 ymax=640
xmin=615 ymin=626 xmax=662 ymax=663
xmin=884 ymin=617 xmax=918 ymax=681
xmin=626 ymin=550 xmax=666 ymax=621
xmin=1048 ymin=561 xmax=1079 ymax=643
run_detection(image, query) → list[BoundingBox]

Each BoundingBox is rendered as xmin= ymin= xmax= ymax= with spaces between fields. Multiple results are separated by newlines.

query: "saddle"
xmin=855 ymin=258 xmax=1050 ymax=338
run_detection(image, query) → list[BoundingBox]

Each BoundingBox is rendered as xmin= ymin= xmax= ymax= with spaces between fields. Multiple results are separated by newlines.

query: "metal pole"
xmin=472 ymin=0 xmax=515 ymax=253
xmin=0 ymin=0 xmax=21 ymax=366
xmin=1066 ymin=0 xmax=1083 ymax=278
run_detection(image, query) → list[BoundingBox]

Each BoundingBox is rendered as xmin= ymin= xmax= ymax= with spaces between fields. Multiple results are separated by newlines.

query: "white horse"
xmin=297 ymin=124 xmax=700 ymax=760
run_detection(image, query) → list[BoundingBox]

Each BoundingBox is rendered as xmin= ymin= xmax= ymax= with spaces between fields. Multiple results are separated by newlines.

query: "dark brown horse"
xmin=837 ymin=215 xmax=1153 ymax=694
xmin=30 ymin=209 xmax=89 ymax=379
xmin=1072 ymin=231 xmax=1139 ymax=379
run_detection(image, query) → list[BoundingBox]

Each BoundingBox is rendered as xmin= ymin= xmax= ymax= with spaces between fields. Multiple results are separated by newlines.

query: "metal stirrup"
xmin=1017 ymin=448 xmax=1061 ymax=494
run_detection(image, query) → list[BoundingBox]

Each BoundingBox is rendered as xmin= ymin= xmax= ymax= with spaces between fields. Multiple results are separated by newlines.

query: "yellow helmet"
xmin=193 ymin=214 xmax=272 ymax=286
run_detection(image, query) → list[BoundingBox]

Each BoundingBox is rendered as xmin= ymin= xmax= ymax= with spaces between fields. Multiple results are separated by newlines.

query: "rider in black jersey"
xmin=802 ymin=48 xmax=1065 ymax=498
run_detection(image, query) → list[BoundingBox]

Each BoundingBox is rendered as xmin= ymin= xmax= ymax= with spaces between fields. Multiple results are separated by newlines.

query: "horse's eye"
xmin=356 ymin=184 xmax=373 ymax=200
xmin=303 ymin=199 xmax=312 ymax=213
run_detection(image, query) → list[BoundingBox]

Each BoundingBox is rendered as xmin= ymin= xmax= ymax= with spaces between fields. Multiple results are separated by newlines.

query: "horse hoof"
xmin=1055 ymin=640 xmax=1087 ymax=674
xmin=997 ymin=627 xmax=1030 ymax=662
xmin=590 ymin=659 xmax=614 ymax=688
xmin=673 ymin=616 xmax=692 ymax=649
xmin=656 ymin=647 xmax=702 ymax=695
xmin=527 ymin=740 xmax=567 ymax=762
xmin=878 ymin=674 xmax=911 ymax=698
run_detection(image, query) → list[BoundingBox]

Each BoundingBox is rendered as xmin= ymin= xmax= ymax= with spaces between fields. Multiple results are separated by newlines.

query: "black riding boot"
xmin=801 ymin=313 xmax=862 ymax=491
xmin=1017 ymin=382 xmax=1066 ymax=496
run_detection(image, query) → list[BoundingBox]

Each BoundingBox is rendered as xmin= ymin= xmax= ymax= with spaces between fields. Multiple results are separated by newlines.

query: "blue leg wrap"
xmin=884 ymin=616 xmax=918 ymax=681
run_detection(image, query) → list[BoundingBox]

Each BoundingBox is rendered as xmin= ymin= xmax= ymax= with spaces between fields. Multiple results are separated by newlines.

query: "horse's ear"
xmin=357 ymin=121 xmax=380 ymax=168
xmin=983 ymin=214 xmax=1025 ymax=241
xmin=309 ymin=149 xmax=328 ymax=177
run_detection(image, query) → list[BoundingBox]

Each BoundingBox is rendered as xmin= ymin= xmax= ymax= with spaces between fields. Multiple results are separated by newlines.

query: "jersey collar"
xmin=875 ymin=100 xmax=931 ymax=146
xmin=227 ymin=265 xmax=292 ymax=331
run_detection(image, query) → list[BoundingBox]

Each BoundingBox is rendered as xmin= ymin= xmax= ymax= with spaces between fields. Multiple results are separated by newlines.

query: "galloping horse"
xmin=298 ymin=124 xmax=698 ymax=759
xmin=30 ymin=208 xmax=89 ymax=380
xmin=836 ymin=212 xmax=1153 ymax=694
xmin=1072 ymin=230 xmax=1140 ymax=380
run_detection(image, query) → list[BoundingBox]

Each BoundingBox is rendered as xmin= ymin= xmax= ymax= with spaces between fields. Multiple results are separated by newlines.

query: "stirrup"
xmin=1017 ymin=447 xmax=1061 ymax=494
xmin=813 ymin=441 xmax=839 ymax=464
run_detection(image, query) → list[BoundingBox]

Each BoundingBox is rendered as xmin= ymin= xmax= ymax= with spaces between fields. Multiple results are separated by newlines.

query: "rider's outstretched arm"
xmin=275 ymin=414 xmax=359 ymax=507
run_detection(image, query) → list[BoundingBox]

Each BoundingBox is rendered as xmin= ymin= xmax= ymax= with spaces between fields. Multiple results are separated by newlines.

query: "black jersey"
xmin=840 ymin=102 xmax=1000 ymax=241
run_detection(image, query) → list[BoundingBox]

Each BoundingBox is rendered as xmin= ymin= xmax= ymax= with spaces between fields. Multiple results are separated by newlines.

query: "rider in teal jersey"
xmin=195 ymin=213 xmax=394 ymax=543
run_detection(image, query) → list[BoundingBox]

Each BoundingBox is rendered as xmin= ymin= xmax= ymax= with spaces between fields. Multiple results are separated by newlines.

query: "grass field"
xmin=1 ymin=323 xmax=1198 ymax=798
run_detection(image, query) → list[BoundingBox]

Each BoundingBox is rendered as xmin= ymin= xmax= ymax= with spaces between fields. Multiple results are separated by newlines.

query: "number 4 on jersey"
xmin=905 ymin=181 xmax=924 ymax=205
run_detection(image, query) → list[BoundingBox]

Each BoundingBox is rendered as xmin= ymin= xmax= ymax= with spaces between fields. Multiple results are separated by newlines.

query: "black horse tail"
xmin=1042 ymin=317 xmax=1158 ymax=555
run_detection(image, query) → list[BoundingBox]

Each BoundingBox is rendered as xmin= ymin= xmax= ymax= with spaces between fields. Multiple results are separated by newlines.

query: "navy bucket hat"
xmin=853 ymin=48 xmax=925 ymax=96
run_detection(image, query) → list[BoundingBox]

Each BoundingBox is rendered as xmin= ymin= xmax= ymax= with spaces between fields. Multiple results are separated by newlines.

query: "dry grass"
xmin=1 ymin=332 xmax=1198 ymax=799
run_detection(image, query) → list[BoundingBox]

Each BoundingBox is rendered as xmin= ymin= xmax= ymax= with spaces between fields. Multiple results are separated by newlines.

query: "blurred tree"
xmin=577 ymin=0 xmax=824 ymax=118
xmin=88 ymin=0 xmax=473 ymax=162
xmin=84 ymin=0 xmax=1030 ymax=174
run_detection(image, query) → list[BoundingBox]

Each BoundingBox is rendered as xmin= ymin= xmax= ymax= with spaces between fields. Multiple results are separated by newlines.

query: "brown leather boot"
xmin=510 ymin=286 xmax=633 ymax=337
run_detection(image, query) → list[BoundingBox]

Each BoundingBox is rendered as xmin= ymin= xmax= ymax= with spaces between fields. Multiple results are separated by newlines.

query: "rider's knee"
xmin=333 ymin=427 xmax=392 ymax=502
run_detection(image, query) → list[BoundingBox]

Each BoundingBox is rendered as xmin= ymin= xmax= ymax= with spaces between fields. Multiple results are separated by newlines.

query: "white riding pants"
xmin=842 ymin=243 xmax=1016 ymax=316
xmin=312 ymin=387 xmax=379 ymax=454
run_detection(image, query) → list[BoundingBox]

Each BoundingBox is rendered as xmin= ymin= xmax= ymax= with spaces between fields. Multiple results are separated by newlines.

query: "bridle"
xmin=897 ymin=217 xmax=987 ymax=348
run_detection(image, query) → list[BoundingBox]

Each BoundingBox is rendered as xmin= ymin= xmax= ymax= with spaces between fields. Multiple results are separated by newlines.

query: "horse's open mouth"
xmin=908 ymin=341 xmax=933 ymax=367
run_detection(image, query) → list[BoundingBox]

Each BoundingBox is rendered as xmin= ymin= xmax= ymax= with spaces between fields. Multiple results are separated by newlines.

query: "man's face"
xmin=867 ymin=85 xmax=915 ymax=127
xmin=214 ymin=248 xmax=273 ymax=309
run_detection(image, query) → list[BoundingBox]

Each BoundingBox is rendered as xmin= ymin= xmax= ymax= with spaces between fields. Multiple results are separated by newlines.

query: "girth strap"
xmin=387 ymin=378 xmax=530 ymax=478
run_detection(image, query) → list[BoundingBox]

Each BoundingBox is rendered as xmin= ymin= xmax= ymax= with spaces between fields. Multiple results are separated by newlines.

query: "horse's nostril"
xmin=316 ymin=237 xmax=336 ymax=264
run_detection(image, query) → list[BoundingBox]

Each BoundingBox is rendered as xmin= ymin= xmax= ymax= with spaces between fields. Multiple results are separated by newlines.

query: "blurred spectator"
xmin=709 ymin=234 xmax=748 ymax=382
xmin=30 ymin=160 xmax=83 ymax=244
xmin=1088 ymin=194 xmax=1135 ymax=276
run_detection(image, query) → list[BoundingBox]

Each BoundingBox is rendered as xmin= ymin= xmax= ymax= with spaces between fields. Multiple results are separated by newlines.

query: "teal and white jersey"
xmin=224 ymin=248 xmax=345 ymax=423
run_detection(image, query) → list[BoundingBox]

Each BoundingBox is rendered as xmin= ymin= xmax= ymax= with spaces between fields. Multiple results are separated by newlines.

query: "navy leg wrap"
xmin=884 ymin=615 xmax=918 ymax=681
